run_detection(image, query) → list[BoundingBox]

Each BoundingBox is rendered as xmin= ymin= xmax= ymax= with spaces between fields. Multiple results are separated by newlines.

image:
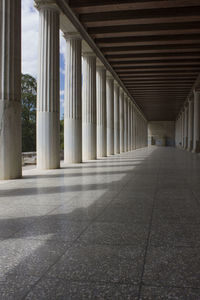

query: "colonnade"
xmin=0 ymin=0 xmax=147 ymax=180
xmin=175 ymin=89 xmax=200 ymax=153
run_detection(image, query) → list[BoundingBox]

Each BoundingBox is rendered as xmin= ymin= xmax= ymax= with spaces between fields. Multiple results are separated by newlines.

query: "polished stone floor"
xmin=0 ymin=146 xmax=200 ymax=299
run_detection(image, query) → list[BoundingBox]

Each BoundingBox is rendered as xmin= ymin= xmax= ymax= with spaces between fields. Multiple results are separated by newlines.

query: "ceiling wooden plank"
xmin=71 ymin=0 xmax=200 ymax=14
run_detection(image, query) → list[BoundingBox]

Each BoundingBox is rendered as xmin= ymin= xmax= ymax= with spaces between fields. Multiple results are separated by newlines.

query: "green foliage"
xmin=21 ymin=74 xmax=64 ymax=152
xmin=21 ymin=74 xmax=37 ymax=152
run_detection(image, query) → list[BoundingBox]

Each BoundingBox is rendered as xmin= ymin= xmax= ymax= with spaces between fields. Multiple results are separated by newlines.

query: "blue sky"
xmin=22 ymin=0 xmax=65 ymax=118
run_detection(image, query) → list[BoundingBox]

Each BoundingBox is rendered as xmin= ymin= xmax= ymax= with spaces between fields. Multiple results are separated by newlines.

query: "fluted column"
xmin=96 ymin=65 xmax=106 ymax=158
xmin=124 ymin=95 xmax=128 ymax=152
xmin=193 ymin=89 xmax=200 ymax=153
xmin=64 ymin=33 xmax=82 ymax=163
xmin=181 ymin=110 xmax=184 ymax=148
xmin=0 ymin=0 xmax=21 ymax=179
xmin=82 ymin=52 xmax=96 ymax=161
xmin=114 ymin=81 xmax=120 ymax=154
xmin=131 ymin=104 xmax=134 ymax=150
xmin=187 ymin=98 xmax=194 ymax=151
xmin=184 ymin=104 xmax=188 ymax=149
xmin=119 ymin=89 xmax=124 ymax=153
xmin=106 ymin=73 xmax=114 ymax=155
xmin=128 ymin=100 xmax=132 ymax=151
xmin=132 ymin=106 xmax=136 ymax=150
xmin=37 ymin=2 xmax=60 ymax=169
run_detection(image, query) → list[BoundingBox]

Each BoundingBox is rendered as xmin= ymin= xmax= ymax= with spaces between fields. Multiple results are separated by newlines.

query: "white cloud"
xmin=22 ymin=0 xmax=66 ymax=77
xmin=60 ymin=90 xmax=65 ymax=97
xmin=22 ymin=0 xmax=39 ymax=77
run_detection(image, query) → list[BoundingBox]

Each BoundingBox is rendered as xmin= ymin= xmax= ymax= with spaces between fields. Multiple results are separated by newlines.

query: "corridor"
xmin=0 ymin=147 xmax=200 ymax=299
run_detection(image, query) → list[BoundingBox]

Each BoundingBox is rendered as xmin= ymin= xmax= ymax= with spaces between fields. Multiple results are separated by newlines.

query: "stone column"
xmin=82 ymin=52 xmax=96 ymax=161
xmin=184 ymin=104 xmax=188 ymax=149
xmin=64 ymin=33 xmax=82 ymax=163
xmin=193 ymin=89 xmax=200 ymax=153
xmin=119 ymin=89 xmax=124 ymax=153
xmin=132 ymin=106 xmax=136 ymax=150
xmin=131 ymin=104 xmax=134 ymax=150
xmin=181 ymin=110 xmax=185 ymax=148
xmin=106 ymin=73 xmax=114 ymax=155
xmin=128 ymin=100 xmax=132 ymax=151
xmin=124 ymin=95 xmax=128 ymax=152
xmin=96 ymin=65 xmax=106 ymax=158
xmin=187 ymin=98 xmax=194 ymax=151
xmin=37 ymin=2 xmax=60 ymax=169
xmin=0 ymin=0 xmax=21 ymax=179
xmin=114 ymin=81 xmax=120 ymax=154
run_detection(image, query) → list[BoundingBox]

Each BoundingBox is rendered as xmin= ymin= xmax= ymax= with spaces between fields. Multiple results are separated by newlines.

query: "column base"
xmin=82 ymin=123 xmax=97 ymax=161
xmin=64 ymin=118 xmax=82 ymax=163
xmin=37 ymin=112 xmax=60 ymax=170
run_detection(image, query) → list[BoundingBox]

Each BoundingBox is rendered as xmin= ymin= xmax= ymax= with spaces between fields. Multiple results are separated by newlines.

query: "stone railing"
xmin=22 ymin=151 xmax=64 ymax=166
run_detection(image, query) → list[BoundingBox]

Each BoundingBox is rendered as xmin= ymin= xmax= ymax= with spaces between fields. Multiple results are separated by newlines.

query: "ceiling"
xmin=67 ymin=0 xmax=200 ymax=121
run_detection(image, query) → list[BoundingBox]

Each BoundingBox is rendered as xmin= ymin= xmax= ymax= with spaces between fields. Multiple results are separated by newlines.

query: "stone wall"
xmin=148 ymin=121 xmax=175 ymax=146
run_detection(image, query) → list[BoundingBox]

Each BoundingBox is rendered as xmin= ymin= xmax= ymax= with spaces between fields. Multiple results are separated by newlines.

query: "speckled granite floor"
xmin=0 ymin=146 xmax=200 ymax=299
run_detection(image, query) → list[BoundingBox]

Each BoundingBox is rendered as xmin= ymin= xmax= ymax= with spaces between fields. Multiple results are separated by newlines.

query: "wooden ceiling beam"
xmin=102 ymin=44 xmax=200 ymax=54
xmin=108 ymin=55 xmax=200 ymax=62
xmin=71 ymin=0 xmax=200 ymax=14
xmin=84 ymin=16 xmax=200 ymax=28
xmin=116 ymin=67 xmax=200 ymax=73
xmin=97 ymin=34 xmax=200 ymax=47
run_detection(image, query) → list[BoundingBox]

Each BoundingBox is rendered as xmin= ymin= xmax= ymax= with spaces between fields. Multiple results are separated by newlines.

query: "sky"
xmin=22 ymin=0 xmax=65 ymax=118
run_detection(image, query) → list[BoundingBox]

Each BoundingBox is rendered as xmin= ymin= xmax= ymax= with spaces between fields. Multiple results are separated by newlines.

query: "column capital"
xmin=188 ymin=96 xmax=194 ymax=104
xmin=35 ymin=0 xmax=60 ymax=12
xmin=82 ymin=51 xmax=96 ymax=58
xmin=63 ymin=31 xmax=82 ymax=41
xmin=106 ymin=71 xmax=113 ymax=80
xmin=193 ymin=87 xmax=200 ymax=94
xmin=96 ymin=64 xmax=106 ymax=71
xmin=114 ymin=80 xmax=120 ymax=88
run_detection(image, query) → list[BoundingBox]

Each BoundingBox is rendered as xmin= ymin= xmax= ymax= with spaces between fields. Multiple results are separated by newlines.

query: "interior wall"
xmin=148 ymin=121 xmax=175 ymax=147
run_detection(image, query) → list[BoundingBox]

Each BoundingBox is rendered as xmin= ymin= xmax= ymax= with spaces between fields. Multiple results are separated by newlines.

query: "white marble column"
xmin=82 ymin=52 xmax=97 ymax=160
xmin=181 ymin=110 xmax=185 ymax=148
xmin=64 ymin=33 xmax=82 ymax=163
xmin=128 ymin=100 xmax=132 ymax=151
xmin=37 ymin=2 xmax=60 ymax=169
xmin=187 ymin=98 xmax=194 ymax=151
xmin=193 ymin=89 xmax=200 ymax=153
xmin=96 ymin=65 xmax=106 ymax=158
xmin=0 ymin=0 xmax=22 ymax=179
xmin=106 ymin=73 xmax=114 ymax=155
xmin=184 ymin=104 xmax=188 ymax=149
xmin=132 ymin=106 xmax=136 ymax=150
xmin=131 ymin=104 xmax=134 ymax=150
xmin=114 ymin=81 xmax=120 ymax=154
xmin=124 ymin=95 xmax=128 ymax=152
xmin=119 ymin=89 xmax=124 ymax=153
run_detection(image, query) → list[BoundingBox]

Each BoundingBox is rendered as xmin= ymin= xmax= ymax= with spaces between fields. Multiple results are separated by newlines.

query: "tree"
xmin=21 ymin=74 xmax=37 ymax=152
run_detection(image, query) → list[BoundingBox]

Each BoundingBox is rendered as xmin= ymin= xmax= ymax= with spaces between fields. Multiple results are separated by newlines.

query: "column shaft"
xmin=184 ymin=106 xmax=188 ymax=149
xmin=124 ymin=96 xmax=128 ymax=152
xmin=96 ymin=66 xmax=106 ymax=158
xmin=0 ymin=0 xmax=22 ymax=179
xmin=82 ymin=53 xmax=96 ymax=160
xmin=188 ymin=99 xmax=194 ymax=151
xmin=37 ymin=4 xmax=60 ymax=169
xmin=119 ymin=89 xmax=124 ymax=153
xmin=193 ymin=90 xmax=200 ymax=153
xmin=181 ymin=111 xmax=184 ymax=148
xmin=64 ymin=34 xmax=82 ymax=163
xmin=114 ymin=82 xmax=120 ymax=154
xmin=128 ymin=100 xmax=132 ymax=151
xmin=106 ymin=74 xmax=114 ymax=155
